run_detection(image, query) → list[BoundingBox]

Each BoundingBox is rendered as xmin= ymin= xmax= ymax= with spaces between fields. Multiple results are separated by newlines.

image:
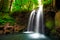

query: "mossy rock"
xmin=46 ymin=21 xmax=54 ymax=29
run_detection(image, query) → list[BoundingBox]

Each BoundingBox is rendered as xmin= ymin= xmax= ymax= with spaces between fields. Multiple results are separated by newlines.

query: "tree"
xmin=11 ymin=0 xmax=38 ymax=12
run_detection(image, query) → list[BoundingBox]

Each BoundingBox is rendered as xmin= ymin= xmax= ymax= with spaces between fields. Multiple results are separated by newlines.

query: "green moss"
xmin=46 ymin=21 xmax=54 ymax=29
xmin=55 ymin=21 xmax=60 ymax=27
xmin=42 ymin=0 xmax=52 ymax=5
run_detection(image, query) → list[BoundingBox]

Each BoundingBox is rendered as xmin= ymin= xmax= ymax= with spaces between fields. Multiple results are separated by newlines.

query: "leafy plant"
xmin=42 ymin=0 xmax=52 ymax=5
xmin=0 ymin=13 xmax=15 ymax=25
xmin=11 ymin=0 xmax=38 ymax=13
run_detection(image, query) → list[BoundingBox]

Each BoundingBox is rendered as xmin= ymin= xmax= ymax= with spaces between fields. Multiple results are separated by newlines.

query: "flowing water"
xmin=35 ymin=5 xmax=44 ymax=33
xmin=27 ymin=10 xmax=36 ymax=31
xmin=24 ymin=0 xmax=44 ymax=34
xmin=24 ymin=5 xmax=44 ymax=34
xmin=23 ymin=0 xmax=50 ymax=39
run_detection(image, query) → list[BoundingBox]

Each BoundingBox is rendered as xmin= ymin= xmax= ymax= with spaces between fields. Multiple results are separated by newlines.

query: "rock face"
xmin=44 ymin=10 xmax=55 ymax=35
xmin=12 ymin=11 xmax=30 ymax=26
xmin=56 ymin=27 xmax=60 ymax=33
xmin=54 ymin=11 xmax=60 ymax=38
xmin=55 ymin=11 xmax=60 ymax=27
xmin=44 ymin=10 xmax=60 ymax=39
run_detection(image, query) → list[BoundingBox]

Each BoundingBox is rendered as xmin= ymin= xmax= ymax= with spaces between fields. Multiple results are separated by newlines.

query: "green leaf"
xmin=42 ymin=0 xmax=52 ymax=5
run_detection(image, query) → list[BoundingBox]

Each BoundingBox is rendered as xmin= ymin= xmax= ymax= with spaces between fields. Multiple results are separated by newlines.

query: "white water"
xmin=35 ymin=5 xmax=44 ymax=33
xmin=24 ymin=10 xmax=36 ymax=33
xmin=24 ymin=5 xmax=44 ymax=34
xmin=24 ymin=0 xmax=44 ymax=34
xmin=27 ymin=10 xmax=35 ymax=31
xmin=23 ymin=0 xmax=48 ymax=39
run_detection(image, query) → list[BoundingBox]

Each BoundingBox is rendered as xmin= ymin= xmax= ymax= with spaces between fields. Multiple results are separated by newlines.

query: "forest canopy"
xmin=0 ymin=0 xmax=52 ymax=25
xmin=11 ymin=0 xmax=52 ymax=12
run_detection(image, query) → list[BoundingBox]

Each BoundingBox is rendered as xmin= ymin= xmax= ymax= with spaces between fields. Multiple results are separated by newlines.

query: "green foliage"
xmin=0 ymin=0 xmax=53 ymax=25
xmin=42 ymin=0 xmax=52 ymax=5
xmin=11 ymin=0 xmax=52 ymax=13
xmin=0 ymin=0 xmax=52 ymax=13
xmin=12 ymin=0 xmax=38 ymax=12
xmin=0 ymin=18 xmax=15 ymax=25
xmin=0 ymin=13 xmax=15 ymax=25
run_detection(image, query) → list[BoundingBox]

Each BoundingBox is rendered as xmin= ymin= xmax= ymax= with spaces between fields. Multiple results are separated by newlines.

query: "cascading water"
xmin=35 ymin=5 xmax=44 ymax=33
xmin=27 ymin=10 xmax=36 ymax=31
xmin=26 ymin=5 xmax=44 ymax=33
xmin=23 ymin=10 xmax=36 ymax=33
xmin=23 ymin=0 xmax=50 ymax=39
xmin=24 ymin=0 xmax=44 ymax=33
xmin=23 ymin=4 xmax=46 ymax=39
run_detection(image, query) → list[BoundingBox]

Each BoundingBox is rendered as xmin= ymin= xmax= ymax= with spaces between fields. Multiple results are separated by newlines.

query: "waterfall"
xmin=27 ymin=10 xmax=36 ymax=31
xmin=24 ymin=10 xmax=36 ymax=33
xmin=24 ymin=5 xmax=44 ymax=34
xmin=23 ymin=5 xmax=46 ymax=39
xmin=35 ymin=5 xmax=44 ymax=33
xmin=24 ymin=0 xmax=44 ymax=34
xmin=23 ymin=0 xmax=50 ymax=39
